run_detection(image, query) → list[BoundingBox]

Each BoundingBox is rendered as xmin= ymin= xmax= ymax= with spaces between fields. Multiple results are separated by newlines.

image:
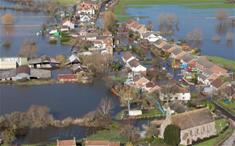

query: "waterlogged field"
xmin=114 ymin=0 xmax=235 ymax=18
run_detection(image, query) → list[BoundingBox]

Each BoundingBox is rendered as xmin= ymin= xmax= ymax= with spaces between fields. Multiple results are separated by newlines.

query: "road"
xmin=221 ymin=120 xmax=235 ymax=146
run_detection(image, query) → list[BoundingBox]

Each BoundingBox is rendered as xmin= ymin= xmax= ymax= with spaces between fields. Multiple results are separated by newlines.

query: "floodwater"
xmin=126 ymin=5 xmax=235 ymax=60
xmin=0 ymin=81 xmax=121 ymax=143
xmin=0 ymin=1 xmax=71 ymax=57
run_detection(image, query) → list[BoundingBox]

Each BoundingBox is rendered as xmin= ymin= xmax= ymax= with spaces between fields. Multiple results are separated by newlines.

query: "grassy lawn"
xmin=115 ymin=108 xmax=164 ymax=120
xmin=217 ymin=99 xmax=235 ymax=116
xmin=56 ymin=0 xmax=77 ymax=5
xmin=86 ymin=123 xmax=128 ymax=143
xmin=193 ymin=119 xmax=232 ymax=146
xmin=207 ymin=56 xmax=235 ymax=71
xmin=114 ymin=0 xmax=235 ymax=21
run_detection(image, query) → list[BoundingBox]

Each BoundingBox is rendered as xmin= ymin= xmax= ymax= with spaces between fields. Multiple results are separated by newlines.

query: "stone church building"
xmin=159 ymin=108 xmax=217 ymax=145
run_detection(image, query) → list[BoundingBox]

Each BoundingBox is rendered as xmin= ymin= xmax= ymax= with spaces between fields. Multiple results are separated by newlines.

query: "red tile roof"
xmin=57 ymin=139 xmax=76 ymax=146
xmin=84 ymin=140 xmax=120 ymax=146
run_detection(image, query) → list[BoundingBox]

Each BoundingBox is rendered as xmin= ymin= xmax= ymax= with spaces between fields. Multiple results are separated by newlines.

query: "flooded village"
xmin=0 ymin=0 xmax=235 ymax=146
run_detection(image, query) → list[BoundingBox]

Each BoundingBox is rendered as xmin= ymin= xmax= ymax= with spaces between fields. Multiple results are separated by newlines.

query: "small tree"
xmin=1 ymin=13 xmax=14 ymax=25
xmin=164 ymin=124 xmax=180 ymax=146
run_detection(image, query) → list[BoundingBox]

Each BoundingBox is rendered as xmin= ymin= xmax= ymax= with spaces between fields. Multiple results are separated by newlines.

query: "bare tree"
xmin=82 ymin=53 xmax=112 ymax=75
xmin=1 ymin=13 xmax=14 ymax=25
xmin=226 ymin=31 xmax=234 ymax=48
xmin=146 ymin=20 xmax=153 ymax=31
xmin=158 ymin=13 xmax=179 ymax=36
xmin=96 ymin=97 xmax=113 ymax=119
xmin=216 ymin=10 xmax=230 ymax=35
xmin=186 ymin=28 xmax=202 ymax=48
xmin=103 ymin=11 xmax=117 ymax=33
xmin=120 ymin=123 xmax=140 ymax=143
xmin=226 ymin=31 xmax=234 ymax=42
xmin=212 ymin=35 xmax=221 ymax=43
xmin=18 ymin=40 xmax=38 ymax=58
xmin=216 ymin=10 xmax=229 ymax=23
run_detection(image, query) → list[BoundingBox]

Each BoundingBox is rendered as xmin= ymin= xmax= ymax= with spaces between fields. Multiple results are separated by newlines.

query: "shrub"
xmin=164 ymin=124 xmax=180 ymax=146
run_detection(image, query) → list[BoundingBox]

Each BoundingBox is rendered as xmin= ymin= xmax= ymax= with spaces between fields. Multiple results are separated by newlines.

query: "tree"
xmin=158 ymin=13 xmax=179 ymax=36
xmin=212 ymin=35 xmax=221 ymax=43
xmin=1 ymin=13 xmax=14 ymax=25
xmin=164 ymin=124 xmax=180 ymax=146
xmin=103 ymin=11 xmax=117 ymax=33
xmin=96 ymin=97 xmax=113 ymax=120
xmin=18 ymin=40 xmax=38 ymax=58
xmin=146 ymin=20 xmax=153 ymax=31
xmin=186 ymin=28 xmax=202 ymax=48
xmin=82 ymin=53 xmax=112 ymax=75
xmin=216 ymin=10 xmax=229 ymax=23
xmin=226 ymin=31 xmax=234 ymax=42
xmin=120 ymin=123 xmax=140 ymax=143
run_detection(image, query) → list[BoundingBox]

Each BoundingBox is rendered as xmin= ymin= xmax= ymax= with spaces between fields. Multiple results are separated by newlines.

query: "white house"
xmin=142 ymin=32 xmax=164 ymax=43
xmin=0 ymin=57 xmax=28 ymax=70
xmin=62 ymin=20 xmax=75 ymax=30
xmin=160 ymin=86 xmax=191 ymax=102
xmin=80 ymin=15 xmax=92 ymax=22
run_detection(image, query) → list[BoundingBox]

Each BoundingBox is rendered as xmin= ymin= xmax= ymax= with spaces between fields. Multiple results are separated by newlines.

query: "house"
xmin=67 ymin=54 xmax=81 ymax=65
xmin=122 ymin=52 xmax=146 ymax=74
xmin=58 ymin=74 xmax=77 ymax=82
xmin=130 ymin=76 xmax=160 ymax=93
xmin=84 ymin=140 xmax=120 ymax=146
xmin=30 ymin=68 xmax=51 ymax=79
xmin=122 ymin=51 xmax=135 ymax=63
xmin=57 ymin=138 xmax=76 ymax=146
xmin=153 ymin=40 xmax=168 ymax=49
xmin=159 ymin=86 xmax=191 ymax=101
xmin=180 ymin=54 xmax=195 ymax=65
xmin=128 ymin=59 xmax=147 ymax=74
xmin=0 ymin=70 xmax=16 ymax=81
xmin=0 ymin=57 xmax=28 ymax=70
xmin=142 ymin=32 xmax=161 ymax=43
xmin=80 ymin=15 xmax=92 ymax=22
xmin=84 ymin=32 xmax=98 ymax=41
xmin=159 ymin=108 xmax=217 ymax=146
xmin=210 ymin=77 xmax=227 ymax=90
xmin=77 ymin=0 xmax=99 ymax=16
xmin=126 ymin=20 xmax=148 ymax=35
xmin=171 ymin=48 xmax=185 ymax=59
xmin=15 ymin=65 xmax=30 ymax=81
xmin=71 ymin=64 xmax=88 ymax=73
xmin=192 ymin=57 xmax=228 ymax=82
xmin=62 ymin=20 xmax=75 ymax=30
xmin=28 ymin=56 xmax=60 ymax=69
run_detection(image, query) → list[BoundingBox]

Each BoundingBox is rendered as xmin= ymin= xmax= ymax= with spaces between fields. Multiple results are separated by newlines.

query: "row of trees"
xmin=0 ymin=105 xmax=54 ymax=144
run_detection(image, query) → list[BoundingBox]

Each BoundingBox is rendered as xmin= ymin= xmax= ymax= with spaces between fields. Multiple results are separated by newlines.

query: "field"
xmin=207 ymin=56 xmax=235 ymax=71
xmin=114 ymin=0 xmax=235 ymax=21
xmin=56 ymin=0 xmax=77 ymax=5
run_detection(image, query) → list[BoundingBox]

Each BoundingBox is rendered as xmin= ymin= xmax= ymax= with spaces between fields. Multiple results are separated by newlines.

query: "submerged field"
xmin=114 ymin=0 xmax=235 ymax=20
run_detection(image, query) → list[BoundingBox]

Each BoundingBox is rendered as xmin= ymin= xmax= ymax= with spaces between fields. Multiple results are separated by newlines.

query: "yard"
xmin=115 ymin=108 xmax=164 ymax=120
xmin=86 ymin=122 xmax=128 ymax=143
xmin=217 ymin=99 xmax=235 ymax=116
xmin=114 ymin=0 xmax=235 ymax=21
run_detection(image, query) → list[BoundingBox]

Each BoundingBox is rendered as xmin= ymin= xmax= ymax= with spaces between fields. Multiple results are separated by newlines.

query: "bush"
xmin=164 ymin=124 xmax=180 ymax=146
